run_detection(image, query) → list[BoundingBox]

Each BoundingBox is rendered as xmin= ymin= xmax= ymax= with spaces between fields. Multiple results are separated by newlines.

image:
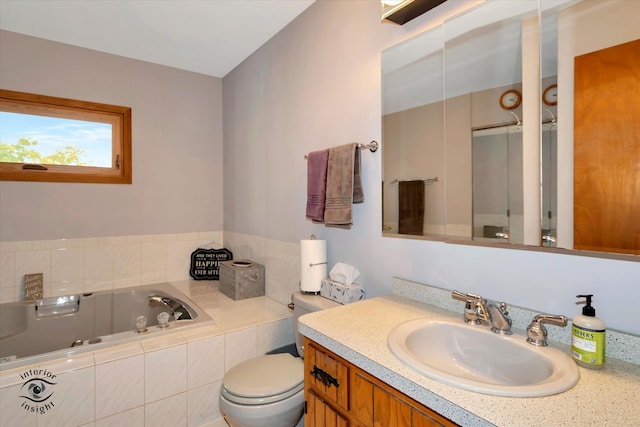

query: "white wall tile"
xmin=83 ymin=246 xmax=114 ymax=281
xmin=187 ymin=335 xmax=224 ymax=389
xmin=0 ymin=241 xmax=32 ymax=252
xmin=114 ymin=244 xmax=141 ymax=289
xmin=50 ymin=279 xmax=84 ymax=297
xmin=145 ymin=345 xmax=187 ymax=403
xmin=14 ymin=250 xmax=50 ymax=291
xmin=95 ymin=406 xmax=144 ymax=427
xmin=188 ymin=381 xmax=221 ymax=427
xmin=51 ymin=248 xmax=83 ymax=283
xmin=145 ymin=392 xmax=187 ymax=427
xmin=33 ymin=239 xmax=67 ymax=251
xmin=258 ymin=319 xmax=289 ymax=355
xmin=95 ymin=355 xmax=144 ymax=419
xmin=0 ymin=383 xmax=37 ymax=427
xmin=286 ymin=316 xmax=296 ymax=347
xmin=0 ymin=286 xmax=14 ymax=303
xmin=126 ymin=234 xmax=154 ymax=245
xmin=37 ymin=366 xmax=94 ymax=427
xmin=0 ymin=252 xmax=15 ymax=289
xmin=141 ymin=242 xmax=166 ymax=284
xmin=83 ymin=246 xmax=114 ymax=292
xmin=166 ymin=241 xmax=193 ymax=282
xmin=224 ymin=326 xmax=257 ymax=372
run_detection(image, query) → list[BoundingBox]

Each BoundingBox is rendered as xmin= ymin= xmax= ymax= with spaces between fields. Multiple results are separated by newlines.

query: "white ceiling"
xmin=0 ymin=0 xmax=315 ymax=78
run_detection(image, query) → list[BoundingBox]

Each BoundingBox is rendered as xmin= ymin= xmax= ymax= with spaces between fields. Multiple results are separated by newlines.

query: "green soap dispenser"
xmin=571 ymin=294 xmax=606 ymax=369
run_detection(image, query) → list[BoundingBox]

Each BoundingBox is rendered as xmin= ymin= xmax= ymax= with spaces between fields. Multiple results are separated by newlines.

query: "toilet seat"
xmin=221 ymin=353 xmax=304 ymax=406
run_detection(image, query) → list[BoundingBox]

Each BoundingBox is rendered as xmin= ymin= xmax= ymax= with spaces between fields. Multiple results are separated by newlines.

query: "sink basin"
xmin=387 ymin=317 xmax=579 ymax=397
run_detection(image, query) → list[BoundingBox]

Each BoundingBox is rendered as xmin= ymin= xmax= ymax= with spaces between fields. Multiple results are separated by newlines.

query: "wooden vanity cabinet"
xmin=304 ymin=338 xmax=458 ymax=427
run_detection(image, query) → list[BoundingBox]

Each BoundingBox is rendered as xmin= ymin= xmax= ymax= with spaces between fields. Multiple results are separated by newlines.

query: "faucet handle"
xmin=451 ymin=290 xmax=484 ymax=304
xmin=526 ymin=314 xmax=567 ymax=346
xmin=451 ymin=291 xmax=487 ymax=324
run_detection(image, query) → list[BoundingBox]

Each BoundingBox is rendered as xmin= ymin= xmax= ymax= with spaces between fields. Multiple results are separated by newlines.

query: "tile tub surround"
xmin=0 ymin=280 xmax=294 ymax=427
xmin=0 ymin=231 xmax=223 ymax=304
xmin=298 ymin=295 xmax=640 ymax=426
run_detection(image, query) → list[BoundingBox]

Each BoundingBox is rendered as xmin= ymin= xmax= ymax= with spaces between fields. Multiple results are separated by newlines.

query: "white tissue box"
xmin=320 ymin=279 xmax=365 ymax=305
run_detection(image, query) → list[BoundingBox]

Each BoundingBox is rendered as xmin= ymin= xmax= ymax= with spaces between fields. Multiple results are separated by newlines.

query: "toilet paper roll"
xmin=300 ymin=239 xmax=327 ymax=292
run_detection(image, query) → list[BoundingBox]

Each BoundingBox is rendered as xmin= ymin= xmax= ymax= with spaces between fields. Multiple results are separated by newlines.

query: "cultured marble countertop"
xmin=298 ymin=295 xmax=640 ymax=427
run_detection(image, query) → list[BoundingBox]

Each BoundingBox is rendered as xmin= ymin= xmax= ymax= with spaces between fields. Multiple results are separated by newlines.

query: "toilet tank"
xmin=291 ymin=292 xmax=340 ymax=358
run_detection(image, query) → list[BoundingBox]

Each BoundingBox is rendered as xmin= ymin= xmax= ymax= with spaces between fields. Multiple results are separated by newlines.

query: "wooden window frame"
xmin=0 ymin=89 xmax=132 ymax=184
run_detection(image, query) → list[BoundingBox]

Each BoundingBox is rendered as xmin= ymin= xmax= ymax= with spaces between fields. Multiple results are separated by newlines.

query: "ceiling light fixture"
xmin=381 ymin=0 xmax=448 ymax=25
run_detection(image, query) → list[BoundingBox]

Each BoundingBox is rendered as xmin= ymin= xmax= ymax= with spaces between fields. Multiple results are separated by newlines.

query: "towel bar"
xmin=391 ymin=177 xmax=439 ymax=185
xmin=304 ymin=140 xmax=378 ymax=159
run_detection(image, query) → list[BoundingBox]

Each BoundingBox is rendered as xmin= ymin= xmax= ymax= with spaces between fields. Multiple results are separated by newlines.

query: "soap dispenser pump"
xmin=571 ymin=294 xmax=606 ymax=369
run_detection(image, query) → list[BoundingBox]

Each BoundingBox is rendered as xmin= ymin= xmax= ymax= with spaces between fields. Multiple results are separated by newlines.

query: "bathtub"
xmin=0 ymin=283 xmax=212 ymax=370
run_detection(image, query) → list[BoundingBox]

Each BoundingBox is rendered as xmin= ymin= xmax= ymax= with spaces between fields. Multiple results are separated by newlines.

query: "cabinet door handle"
xmin=310 ymin=365 xmax=339 ymax=388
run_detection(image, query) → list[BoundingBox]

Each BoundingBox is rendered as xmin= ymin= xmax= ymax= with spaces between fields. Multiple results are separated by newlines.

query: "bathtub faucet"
xmin=148 ymin=295 xmax=194 ymax=320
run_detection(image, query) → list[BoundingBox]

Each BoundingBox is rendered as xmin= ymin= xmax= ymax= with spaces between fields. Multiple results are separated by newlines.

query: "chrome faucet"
xmin=486 ymin=302 xmax=513 ymax=335
xmin=526 ymin=313 xmax=567 ymax=346
xmin=148 ymin=295 xmax=194 ymax=320
xmin=451 ymin=290 xmax=512 ymax=334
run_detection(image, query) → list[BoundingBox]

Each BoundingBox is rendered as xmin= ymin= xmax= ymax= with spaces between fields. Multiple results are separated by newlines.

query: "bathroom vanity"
xmin=304 ymin=337 xmax=456 ymax=426
xmin=299 ymin=285 xmax=640 ymax=426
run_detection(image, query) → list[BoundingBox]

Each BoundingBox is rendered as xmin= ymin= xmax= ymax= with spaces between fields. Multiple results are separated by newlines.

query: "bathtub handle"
xmin=136 ymin=315 xmax=148 ymax=333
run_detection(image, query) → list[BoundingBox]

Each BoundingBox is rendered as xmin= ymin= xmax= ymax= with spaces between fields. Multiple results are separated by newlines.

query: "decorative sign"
xmin=24 ymin=273 xmax=43 ymax=301
xmin=189 ymin=248 xmax=233 ymax=280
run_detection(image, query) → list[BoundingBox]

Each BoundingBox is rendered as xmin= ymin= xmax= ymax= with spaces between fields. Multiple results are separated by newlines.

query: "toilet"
xmin=219 ymin=292 xmax=340 ymax=427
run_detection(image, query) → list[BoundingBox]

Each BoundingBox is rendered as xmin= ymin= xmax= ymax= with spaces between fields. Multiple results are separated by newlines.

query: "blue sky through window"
xmin=0 ymin=112 xmax=112 ymax=166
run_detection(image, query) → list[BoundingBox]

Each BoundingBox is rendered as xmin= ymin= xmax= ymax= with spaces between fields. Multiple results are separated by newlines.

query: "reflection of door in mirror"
xmin=574 ymin=39 xmax=640 ymax=255
xmin=472 ymin=125 xmax=524 ymax=244
xmin=541 ymin=123 xmax=557 ymax=247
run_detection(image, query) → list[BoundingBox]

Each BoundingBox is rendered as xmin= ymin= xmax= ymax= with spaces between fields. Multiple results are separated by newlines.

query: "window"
xmin=0 ymin=90 xmax=132 ymax=184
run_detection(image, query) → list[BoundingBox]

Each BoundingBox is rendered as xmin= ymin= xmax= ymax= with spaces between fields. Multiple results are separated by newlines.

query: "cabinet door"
xmin=352 ymin=368 xmax=458 ymax=427
xmin=352 ymin=371 xmax=374 ymax=425
xmin=305 ymin=339 xmax=350 ymax=410
xmin=574 ymin=39 xmax=640 ymax=255
xmin=306 ymin=390 xmax=349 ymax=427
xmin=413 ymin=408 xmax=455 ymax=427
xmin=353 ymin=371 xmax=412 ymax=427
xmin=374 ymin=385 xmax=412 ymax=427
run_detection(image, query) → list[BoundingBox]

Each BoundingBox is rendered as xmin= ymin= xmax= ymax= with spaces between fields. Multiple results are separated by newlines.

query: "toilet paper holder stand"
xmin=308 ymin=261 xmax=327 ymax=267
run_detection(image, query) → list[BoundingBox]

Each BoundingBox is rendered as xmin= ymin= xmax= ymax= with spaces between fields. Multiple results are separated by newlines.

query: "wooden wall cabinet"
xmin=304 ymin=338 xmax=458 ymax=427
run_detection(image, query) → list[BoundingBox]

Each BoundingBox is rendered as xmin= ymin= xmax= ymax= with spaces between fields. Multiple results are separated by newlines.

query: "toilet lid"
xmin=222 ymin=353 xmax=303 ymax=404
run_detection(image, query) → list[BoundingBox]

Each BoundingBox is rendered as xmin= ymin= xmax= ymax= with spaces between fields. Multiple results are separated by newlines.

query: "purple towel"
xmin=306 ymin=149 xmax=329 ymax=222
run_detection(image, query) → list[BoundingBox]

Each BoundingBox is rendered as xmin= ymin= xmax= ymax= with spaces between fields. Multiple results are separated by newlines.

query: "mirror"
xmin=471 ymin=124 xmax=524 ymax=244
xmin=381 ymin=0 xmax=640 ymax=259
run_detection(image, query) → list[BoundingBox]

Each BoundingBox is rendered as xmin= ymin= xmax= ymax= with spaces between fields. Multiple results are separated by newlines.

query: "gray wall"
xmin=0 ymin=30 xmax=223 ymax=241
xmin=222 ymin=0 xmax=640 ymax=334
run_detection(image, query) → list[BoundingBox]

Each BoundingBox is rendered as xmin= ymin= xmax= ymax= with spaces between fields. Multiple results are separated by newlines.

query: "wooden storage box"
xmin=219 ymin=260 xmax=265 ymax=300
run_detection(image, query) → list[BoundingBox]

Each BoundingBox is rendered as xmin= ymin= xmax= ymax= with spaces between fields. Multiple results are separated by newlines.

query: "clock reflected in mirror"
xmin=499 ymin=89 xmax=522 ymax=110
xmin=543 ymin=84 xmax=558 ymax=106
